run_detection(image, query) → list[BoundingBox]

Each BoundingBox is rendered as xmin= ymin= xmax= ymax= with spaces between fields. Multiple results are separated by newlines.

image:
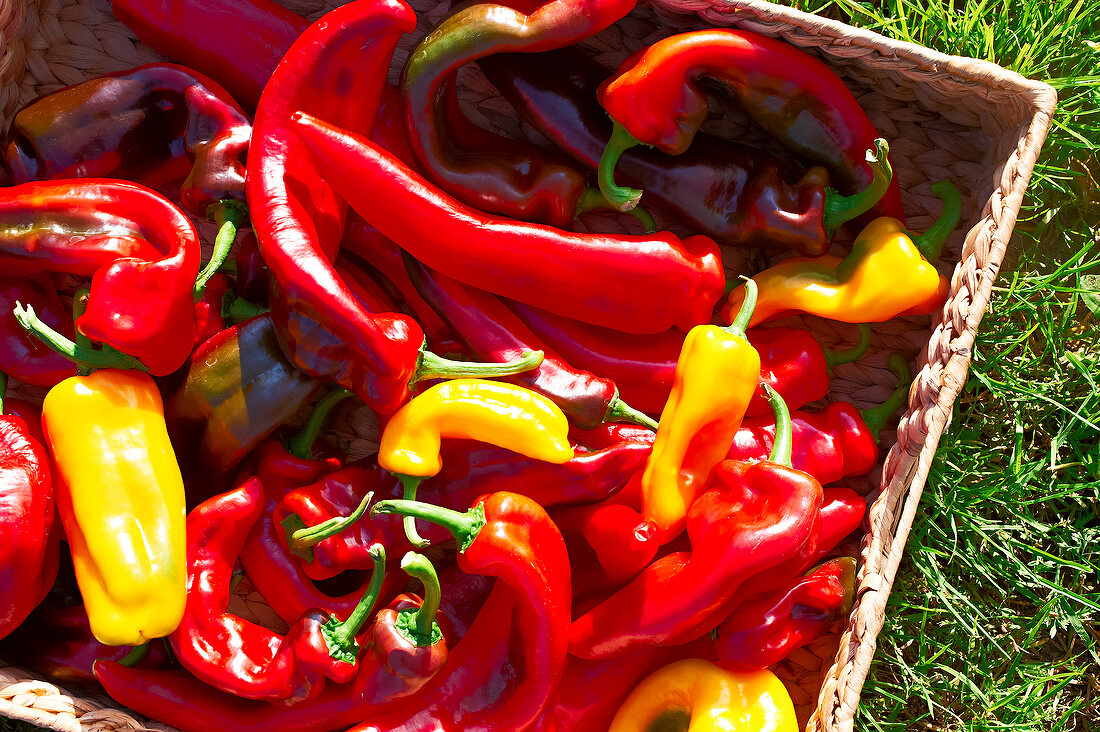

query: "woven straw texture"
xmin=0 ymin=0 xmax=1056 ymax=730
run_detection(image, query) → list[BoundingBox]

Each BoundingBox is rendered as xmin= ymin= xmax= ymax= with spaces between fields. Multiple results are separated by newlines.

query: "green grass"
xmin=784 ymin=0 xmax=1100 ymax=729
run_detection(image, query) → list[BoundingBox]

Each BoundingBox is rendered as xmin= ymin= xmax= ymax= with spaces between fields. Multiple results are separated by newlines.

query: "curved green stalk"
xmin=822 ymin=138 xmax=893 ymax=232
xmin=596 ymin=120 xmax=644 ymax=212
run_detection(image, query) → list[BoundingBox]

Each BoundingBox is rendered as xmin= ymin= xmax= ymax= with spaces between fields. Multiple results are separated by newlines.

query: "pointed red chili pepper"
xmin=289 ymin=110 xmax=725 ymax=336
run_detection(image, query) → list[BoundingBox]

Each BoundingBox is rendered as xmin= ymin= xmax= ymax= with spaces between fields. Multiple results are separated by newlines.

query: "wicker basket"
xmin=0 ymin=0 xmax=1056 ymax=729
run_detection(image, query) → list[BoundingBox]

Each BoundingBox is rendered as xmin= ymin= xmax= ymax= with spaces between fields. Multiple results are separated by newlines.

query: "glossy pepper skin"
xmin=608 ymin=659 xmax=798 ymax=732
xmin=290 ymin=110 xmax=726 ymax=336
xmin=0 ymin=275 xmax=76 ymax=388
xmin=713 ymin=556 xmax=857 ymax=671
xmin=596 ymin=29 xmax=903 ymax=222
xmin=2 ymin=63 xmax=250 ymax=216
xmin=0 ymin=179 xmax=199 ymax=375
xmin=479 ymin=46 xmax=840 ymax=255
xmin=0 ymin=386 xmax=58 ymax=641
xmin=246 ymin=0 xmax=429 ymax=415
xmin=400 ymin=0 xmax=634 ymax=227
xmin=640 ymin=282 xmax=762 ymax=543
xmin=405 ymin=258 xmax=655 ymax=430
xmin=378 ymin=379 xmax=575 ymax=479
xmin=725 ymin=180 xmax=961 ymax=327
xmin=43 ymin=369 xmax=186 ymax=646
xmin=167 ymin=314 xmax=323 ymax=474
xmin=359 ymin=491 xmax=572 ymax=732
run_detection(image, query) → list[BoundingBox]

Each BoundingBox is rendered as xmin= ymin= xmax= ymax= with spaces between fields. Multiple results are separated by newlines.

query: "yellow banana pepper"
xmin=42 ymin=369 xmax=186 ymax=646
xmin=640 ymin=280 xmax=761 ymax=544
xmin=378 ymin=378 xmax=574 ymax=547
xmin=609 ymin=659 xmax=797 ymax=732
xmin=724 ymin=180 xmax=960 ymax=328
xmin=378 ymin=378 xmax=574 ymax=477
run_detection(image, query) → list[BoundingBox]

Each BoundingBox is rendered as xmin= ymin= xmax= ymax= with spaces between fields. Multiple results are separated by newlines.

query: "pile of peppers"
xmin=0 ymin=0 xmax=960 ymax=729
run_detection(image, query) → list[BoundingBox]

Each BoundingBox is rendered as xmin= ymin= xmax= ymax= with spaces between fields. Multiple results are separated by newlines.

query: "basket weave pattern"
xmin=0 ymin=0 xmax=1056 ymax=730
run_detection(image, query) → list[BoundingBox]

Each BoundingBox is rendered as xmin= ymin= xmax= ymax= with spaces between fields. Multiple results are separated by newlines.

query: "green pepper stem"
xmin=399 ymin=552 xmax=442 ymax=646
xmin=597 ymin=120 xmax=644 ymax=212
xmin=286 ymin=387 xmax=352 ymax=459
xmin=371 ymin=499 xmax=486 ymax=553
xmin=725 ymin=278 xmax=758 ymax=338
xmin=0 ymin=370 xmax=6 ymax=414
xmin=860 ymin=353 xmax=913 ymax=442
xmin=823 ymin=324 xmax=872 ymax=370
xmin=575 ymin=187 xmax=657 ymax=233
xmin=396 ymin=475 xmax=431 ymax=549
xmin=603 ymin=392 xmax=658 ymax=431
xmin=764 ymin=383 xmax=793 ymax=468
xmin=822 ymin=138 xmax=893 ymax=233
xmin=283 ymin=490 xmax=374 ymax=561
xmin=323 ymin=544 xmax=386 ymax=662
xmin=194 ymin=200 xmax=248 ymax=300
xmin=14 ymin=302 xmax=149 ymax=373
xmin=118 ymin=643 xmax=150 ymax=668
xmin=910 ymin=180 xmax=962 ymax=263
xmin=414 ymin=345 xmax=543 ymax=384
xmin=222 ymin=292 xmax=268 ymax=323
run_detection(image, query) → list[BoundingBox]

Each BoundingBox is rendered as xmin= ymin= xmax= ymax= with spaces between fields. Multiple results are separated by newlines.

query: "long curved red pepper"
xmin=245 ymin=0 xmax=432 ymax=415
xmin=1 ymin=179 xmax=200 ymax=376
xmin=596 ymin=29 xmax=904 ymax=222
xmin=290 ymin=110 xmax=725 ymax=335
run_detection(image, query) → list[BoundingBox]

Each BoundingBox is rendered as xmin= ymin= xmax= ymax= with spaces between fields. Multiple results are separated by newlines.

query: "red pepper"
xmin=168 ymin=478 xmax=390 ymax=704
xmin=0 ymin=373 xmax=58 ymax=641
xmin=336 ymin=254 xmax=407 ymax=317
xmin=713 ymin=556 xmax=857 ymax=670
xmin=110 ymin=0 xmax=309 ymax=111
xmin=569 ymin=387 xmax=823 ymax=659
xmin=233 ymin=230 xmax=270 ymax=307
xmin=0 ymin=274 xmax=76 ymax=388
xmin=289 ymin=110 xmax=726 ymax=335
xmin=1 ymin=63 xmax=250 ymax=217
xmin=399 ymin=0 xmax=635 ymax=227
xmin=2 ymin=179 xmax=200 ymax=376
xmin=360 ymin=492 xmax=572 ymax=731
xmin=405 ymin=257 xmax=656 ymax=430
xmin=192 ymin=272 xmax=233 ymax=347
xmin=595 ymin=29 xmax=904 ymax=223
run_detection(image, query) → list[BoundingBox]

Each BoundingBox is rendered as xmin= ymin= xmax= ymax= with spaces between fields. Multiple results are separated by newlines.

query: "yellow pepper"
xmin=609 ymin=658 xmax=798 ymax=732
xmin=42 ymin=369 xmax=186 ymax=646
xmin=724 ymin=180 xmax=960 ymax=328
xmin=377 ymin=378 xmax=575 ymax=545
xmin=640 ymin=280 xmax=761 ymax=544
